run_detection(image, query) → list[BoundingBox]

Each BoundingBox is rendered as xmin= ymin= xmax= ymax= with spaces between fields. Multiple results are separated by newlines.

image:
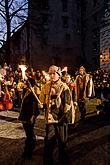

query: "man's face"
xmin=65 ymin=75 xmax=71 ymax=84
xmin=49 ymin=72 xmax=60 ymax=82
xmin=79 ymin=68 xmax=84 ymax=75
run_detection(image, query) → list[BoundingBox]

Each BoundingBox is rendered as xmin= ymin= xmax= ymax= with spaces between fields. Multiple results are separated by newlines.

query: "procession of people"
xmin=0 ymin=62 xmax=110 ymax=164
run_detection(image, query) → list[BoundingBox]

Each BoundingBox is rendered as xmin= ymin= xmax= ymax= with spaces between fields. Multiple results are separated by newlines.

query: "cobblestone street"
xmin=0 ymin=99 xmax=110 ymax=165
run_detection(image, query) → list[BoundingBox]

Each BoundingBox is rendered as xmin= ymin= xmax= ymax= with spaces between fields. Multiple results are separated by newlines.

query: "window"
xmin=65 ymin=33 xmax=70 ymax=41
xmin=36 ymin=0 xmax=42 ymax=10
xmin=93 ymin=41 xmax=99 ymax=53
xmin=93 ymin=0 xmax=98 ymax=7
xmin=76 ymin=0 xmax=80 ymax=11
xmin=93 ymin=28 xmax=99 ymax=38
xmin=61 ymin=0 xmax=68 ymax=12
xmin=93 ymin=14 xmax=98 ymax=23
xmin=42 ymin=15 xmax=48 ymax=25
xmin=41 ymin=0 xmax=49 ymax=9
xmin=62 ymin=16 xmax=69 ymax=28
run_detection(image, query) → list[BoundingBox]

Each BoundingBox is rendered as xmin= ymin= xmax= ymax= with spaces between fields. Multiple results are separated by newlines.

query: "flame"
xmin=42 ymin=71 xmax=50 ymax=81
xmin=62 ymin=67 xmax=67 ymax=72
xmin=19 ymin=65 xmax=27 ymax=80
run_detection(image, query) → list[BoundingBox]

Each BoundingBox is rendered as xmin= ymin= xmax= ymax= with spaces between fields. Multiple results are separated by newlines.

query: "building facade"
xmin=0 ymin=22 xmax=29 ymax=68
xmin=0 ymin=0 xmax=108 ymax=72
xmin=81 ymin=0 xmax=105 ymax=71
xmin=28 ymin=0 xmax=82 ymax=70
xmin=100 ymin=0 xmax=110 ymax=72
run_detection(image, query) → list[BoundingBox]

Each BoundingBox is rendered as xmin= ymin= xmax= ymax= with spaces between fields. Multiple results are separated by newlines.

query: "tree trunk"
xmin=5 ymin=0 xmax=11 ymax=65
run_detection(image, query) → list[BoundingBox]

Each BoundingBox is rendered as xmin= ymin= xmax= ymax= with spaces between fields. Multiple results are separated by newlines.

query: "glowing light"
xmin=19 ymin=65 xmax=27 ymax=80
xmin=42 ymin=71 xmax=50 ymax=81
xmin=62 ymin=67 xmax=67 ymax=72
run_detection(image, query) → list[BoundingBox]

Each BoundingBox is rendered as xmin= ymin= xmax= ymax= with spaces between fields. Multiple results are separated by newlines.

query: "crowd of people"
xmin=0 ymin=62 xmax=110 ymax=164
xmin=0 ymin=63 xmax=109 ymax=111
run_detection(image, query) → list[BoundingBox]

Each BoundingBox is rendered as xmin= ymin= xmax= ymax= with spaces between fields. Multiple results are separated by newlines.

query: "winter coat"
xmin=18 ymin=89 xmax=40 ymax=123
xmin=39 ymin=79 xmax=72 ymax=124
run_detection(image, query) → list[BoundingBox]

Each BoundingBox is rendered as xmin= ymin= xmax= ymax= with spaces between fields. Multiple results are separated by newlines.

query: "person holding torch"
xmin=18 ymin=65 xmax=40 ymax=159
xmin=39 ymin=65 xmax=72 ymax=165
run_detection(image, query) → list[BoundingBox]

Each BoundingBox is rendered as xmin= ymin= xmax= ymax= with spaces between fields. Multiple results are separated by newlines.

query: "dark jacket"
xmin=18 ymin=89 xmax=40 ymax=123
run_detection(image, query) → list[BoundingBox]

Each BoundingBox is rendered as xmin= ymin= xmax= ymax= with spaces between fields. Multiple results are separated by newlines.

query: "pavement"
xmin=0 ymin=99 xmax=110 ymax=165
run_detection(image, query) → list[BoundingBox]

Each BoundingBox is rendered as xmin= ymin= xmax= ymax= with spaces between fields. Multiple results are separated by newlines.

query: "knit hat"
xmin=48 ymin=65 xmax=61 ymax=76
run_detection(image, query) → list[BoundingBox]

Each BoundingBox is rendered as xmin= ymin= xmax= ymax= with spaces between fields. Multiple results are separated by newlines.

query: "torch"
xmin=42 ymin=70 xmax=50 ymax=81
xmin=19 ymin=64 xmax=27 ymax=81
xmin=61 ymin=66 xmax=68 ymax=73
xmin=19 ymin=64 xmax=43 ymax=106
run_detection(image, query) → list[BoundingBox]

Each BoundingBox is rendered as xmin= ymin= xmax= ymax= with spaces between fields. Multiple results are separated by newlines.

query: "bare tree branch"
xmin=10 ymin=2 xmax=28 ymax=19
xmin=8 ymin=0 xmax=14 ymax=9
xmin=0 ymin=0 xmax=28 ymax=53
xmin=0 ymin=0 xmax=5 ymax=8
xmin=11 ymin=21 xmax=26 ymax=35
xmin=0 ymin=12 xmax=6 ymax=20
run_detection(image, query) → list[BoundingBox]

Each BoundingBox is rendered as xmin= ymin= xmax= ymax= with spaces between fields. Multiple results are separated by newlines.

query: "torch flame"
xmin=62 ymin=67 xmax=67 ymax=72
xmin=19 ymin=65 xmax=27 ymax=80
xmin=42 ymin=71 xmax=50 ymax=81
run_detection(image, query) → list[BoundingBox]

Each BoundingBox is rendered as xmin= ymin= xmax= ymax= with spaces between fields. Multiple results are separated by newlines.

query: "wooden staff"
xmin=27 ymin=79 xmax=42 ymax=105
